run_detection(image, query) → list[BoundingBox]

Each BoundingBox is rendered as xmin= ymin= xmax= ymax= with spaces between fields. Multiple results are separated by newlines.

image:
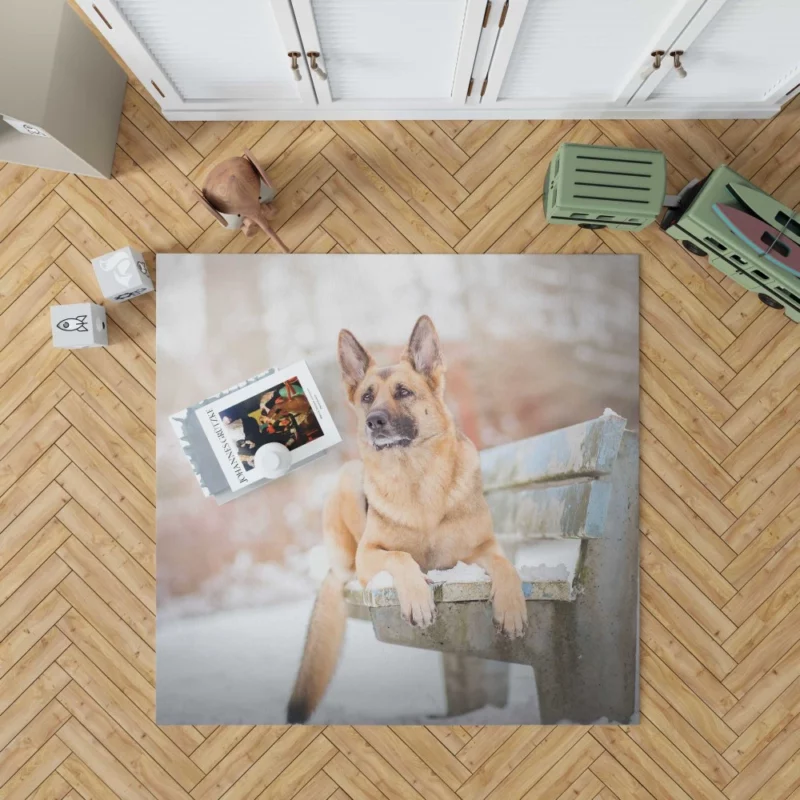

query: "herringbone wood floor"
xmin=3 ymin=51 xmax=800 ymax=799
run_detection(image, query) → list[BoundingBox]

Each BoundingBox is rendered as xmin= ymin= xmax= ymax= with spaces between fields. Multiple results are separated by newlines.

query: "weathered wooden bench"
xmin=345 ymin=410 xmax=639 ymax=724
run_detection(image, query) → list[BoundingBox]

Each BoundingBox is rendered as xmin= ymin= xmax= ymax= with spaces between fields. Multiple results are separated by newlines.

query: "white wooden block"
xmin=92 ymin=246 xmax=154 ymax=302
xmin=51 ymin=303 xmax=107 ymax=348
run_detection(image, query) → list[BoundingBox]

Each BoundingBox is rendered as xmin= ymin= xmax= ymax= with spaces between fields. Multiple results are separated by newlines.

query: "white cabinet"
xmin=291 ymin=0 xmax=486 ymax=108
xmin=631 ymin=0 xmax=800 ymax=108
xmin=76 ymin=0 xmax=800 ymax=120
xmin=477 ymin=0 xmax=707 ymax=108
xmin=79 ymin=0 xmax=316 ymax=111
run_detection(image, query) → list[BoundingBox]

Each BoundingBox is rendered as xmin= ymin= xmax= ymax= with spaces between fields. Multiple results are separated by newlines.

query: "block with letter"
xmin=92 ymin=246 xmax=154 ymax=302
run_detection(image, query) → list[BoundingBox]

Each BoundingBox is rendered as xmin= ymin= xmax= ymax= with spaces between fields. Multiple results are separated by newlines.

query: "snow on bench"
xmin=345 ymin=541 xmax=582 ymax=607
xmin=345 ymin=410 xmax=626 ymax=610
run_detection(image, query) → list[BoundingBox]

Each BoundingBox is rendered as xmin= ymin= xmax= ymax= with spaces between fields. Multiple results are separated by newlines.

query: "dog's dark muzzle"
xmin=365 ymin=409 xmax=417 ymax=449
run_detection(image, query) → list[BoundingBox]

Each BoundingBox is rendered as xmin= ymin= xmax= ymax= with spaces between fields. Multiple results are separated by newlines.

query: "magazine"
xmin=173 ymin=361 xmax=341 ymax=500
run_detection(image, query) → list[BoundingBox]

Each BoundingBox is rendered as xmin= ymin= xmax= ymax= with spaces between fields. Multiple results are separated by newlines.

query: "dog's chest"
xmin=367 ymin=500 xmax=483 ymax=570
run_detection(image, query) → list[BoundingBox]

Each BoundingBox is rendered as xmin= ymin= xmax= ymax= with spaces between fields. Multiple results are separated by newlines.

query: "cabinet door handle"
xmin=670 ymin=50 xmax=687 ymax=79
xmin=307 ymin=52 xmax=328 ymax=81
xmin=288 ymin=52 xmax=302 ymax=81
xmin=640 ymin=50 xmax=665 ymax=81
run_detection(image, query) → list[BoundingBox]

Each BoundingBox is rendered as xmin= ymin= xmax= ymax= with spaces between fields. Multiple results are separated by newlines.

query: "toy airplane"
xmin=713 ymin=203 xmax=800 ymax=276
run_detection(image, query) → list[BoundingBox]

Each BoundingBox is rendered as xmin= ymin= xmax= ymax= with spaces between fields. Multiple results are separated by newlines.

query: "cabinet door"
xmin=75 ymin=0 xmax=316 ymax=112
xmin=479 ymin=0 xmax=707 ymax=110
xmin=290 ymin=0 xmax=486 ymax=108
xmin=633 ymin=0 xmax=800 ymax=107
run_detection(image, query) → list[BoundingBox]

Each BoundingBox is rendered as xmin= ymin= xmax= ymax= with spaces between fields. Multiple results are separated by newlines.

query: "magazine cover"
xmin=194 ymin=360 xmax=341 ymax=492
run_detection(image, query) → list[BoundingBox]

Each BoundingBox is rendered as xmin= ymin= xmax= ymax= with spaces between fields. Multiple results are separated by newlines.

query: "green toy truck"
xmin=660 ymin=165 xmax=800 ymax=323
xmin=543 ymin=143 xmax=666 ymax=232
xmin=543 ymin=142 xmax=800 ymax=323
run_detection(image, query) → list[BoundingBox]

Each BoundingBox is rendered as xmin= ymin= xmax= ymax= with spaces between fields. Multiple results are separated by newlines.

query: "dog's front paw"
xmin=492 ymin=582 xmax=527 ymax=638
xmin=397 ymin=572 xmax=436 ymax=629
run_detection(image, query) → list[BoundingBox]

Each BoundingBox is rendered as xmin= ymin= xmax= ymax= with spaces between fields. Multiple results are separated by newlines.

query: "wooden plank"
xmin=454 ymin=120 xmax=584 ymax=237
xmin=640 ymin=500 xmax=735 ymax=608
xmin=321 ymin=175 xmax=412 ymax=253
xmin=640 ymin=607 xmax=736 ymax=717
xmin=457 ymin=728 xmax=547 ymax=800
xmin=56 ymin=571 xmax=154 ymax=685
xmin=2 ymin=733 xmax=70 ymax=800
xmin=724 ymin=567 xmax=800 ymax=662
xmin=399 ymin=121 xmax=469 ymax=174
xmin=0 ymin=170 xmax=65 ymax=244
xmin=0 ymin=193 xmax=68 ymax=279
xmin=122 ymin=85 xmax=202 ymax=175
xmin=364 ymin=121 xmax=469 ymax=210
xmin=0 ymin=484 xmax=71 ymax=574
xmin=55 ymin=175 xmax=147 ymax=253
xmin=639 ymin=645 xmax=736 ymax=752
xmin=116 ymin=115 xmax=199 ymax=211
xmin=187 ymin=122 xmax=238 ymax=157
xmin=55 ymin=356 xmax=154 ymax=467
xmin=454 ymin=121 xmax=537 ymax=192
xmin=323 ymin=135 xmax=453 ymax=253
xmin=111 ymin=147 xmax=202 ymax=249
xmin=0 ymin=627 xmax=70 ymax=716
xmin=56 ymin=716 xmax=159 ymax=800
xmin=265 ymin=121 xmax=336 ymax=190
xmin=323 ymin=752 xmax=388 ymax=800
xmin=0 ymin=228 xmax=68 ymax=317
xmin=56 ymin=645 xmax=204 ymax=790
xmin=640 ymin=463 xmax=735 ymax=572
xmin=189 ymin=727 xmax=288 ymax=800
xmin=454 ymin=122 xmax=506 ymax=156
xmin=56 ymin=494 xmax=155 ymax=593
xmin=640 ymin=428 xmax=736 ymax=536
xmin=55 ymin=426 xmax=154 ymax=540
xmin=0 ymin=697 xmax=70 ymax=787
xmin=0 ymin=163 xmax=36 ymax=206
xmin=640 ymin=356 xmax=735 ymax=464
xmin=56 ymin=392 xmax=155 ymax=504
xmin=0 ymin=554 xmax=69 ymax=643
xmin=0 ymin=590 xmax=70 ymax=681
xmin=640 ymin=680 xmax=737 ymax=790
xmin=56 ymin=536 xmax=154 ymax=644
xmin=641 ymin=574 xmax=737 ymax=683
xmin=324 ymin=727 xmax=428 ymax=800
xmin=641 ymin=320 xmax=736 ymax=426
xmin=641 ymin=392 xmax=734 ymax=500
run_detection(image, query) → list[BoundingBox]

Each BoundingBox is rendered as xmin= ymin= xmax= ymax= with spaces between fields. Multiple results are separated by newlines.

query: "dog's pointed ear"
xmin=404 ymin=315 xmax=445 ymax=389
xmin=338 ymin=329 xmax=373 ymax=403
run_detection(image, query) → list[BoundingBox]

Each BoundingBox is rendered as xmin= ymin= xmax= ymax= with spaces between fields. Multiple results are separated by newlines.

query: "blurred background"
xmin=156 ymin=254 xmax=638 ymax=723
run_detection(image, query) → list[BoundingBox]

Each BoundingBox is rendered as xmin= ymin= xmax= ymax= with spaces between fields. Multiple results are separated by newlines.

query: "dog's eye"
xmin=394 ymin=386 xmax=413 ymax=399
xmin=361 ymin=390 xmax=374 ymax=404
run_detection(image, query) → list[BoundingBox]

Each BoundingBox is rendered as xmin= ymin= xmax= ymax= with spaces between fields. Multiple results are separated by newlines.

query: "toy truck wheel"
xmin=578 ymin=223 xmax=606 ymax=230
xmin=758 ymin=293 xmax=784 ymax=310
xmin=682 ymin=240 xmax=707 ymax=257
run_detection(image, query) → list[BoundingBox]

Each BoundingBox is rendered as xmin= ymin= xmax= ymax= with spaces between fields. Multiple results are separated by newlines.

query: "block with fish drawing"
xmin=92 ymin=246 xmax=154 ymax=302
xmin=50 ymin=303 xmax=107 ymax=349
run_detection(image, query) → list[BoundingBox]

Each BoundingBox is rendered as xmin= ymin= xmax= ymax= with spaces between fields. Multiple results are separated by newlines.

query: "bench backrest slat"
xmin=480 ymin=412 xmax=627 ymax=540
xmin=480 ymin=412 xmax=626 ymax=492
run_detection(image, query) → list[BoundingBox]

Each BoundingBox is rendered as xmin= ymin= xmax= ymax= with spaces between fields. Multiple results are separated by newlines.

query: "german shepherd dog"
xmin=287 ymin=315 xmax=527 ymax=723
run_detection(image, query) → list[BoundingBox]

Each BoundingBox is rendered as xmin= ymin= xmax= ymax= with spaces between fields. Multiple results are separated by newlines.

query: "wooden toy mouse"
xmin=196 ymin=148 xmax=289 ymax=253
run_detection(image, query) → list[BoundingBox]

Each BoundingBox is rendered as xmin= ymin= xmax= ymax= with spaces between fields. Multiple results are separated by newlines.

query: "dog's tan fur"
xmin=287 ymin=316 xmax=526 ymax=723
